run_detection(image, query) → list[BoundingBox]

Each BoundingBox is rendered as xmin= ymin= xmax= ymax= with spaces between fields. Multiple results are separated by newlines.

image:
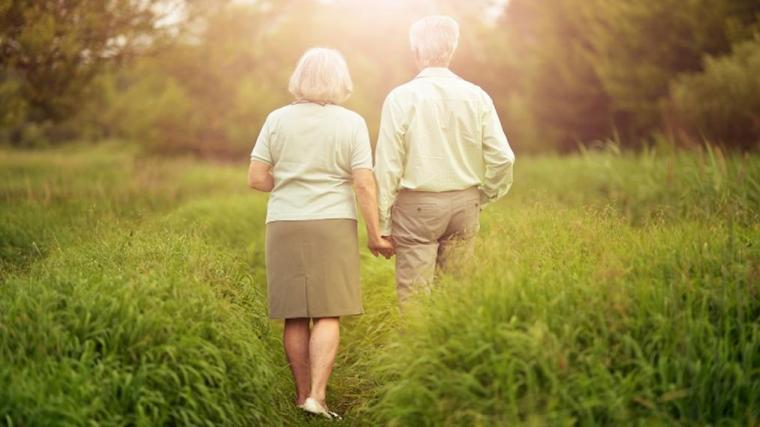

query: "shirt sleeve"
xmin=374 ymin=93 xmax=407 ymax=236
xmin=351 ymin=118 xmax=373 ymax=170
xmin=250 ymin=115 xmax=273 ymax=164
xmin=480 ymin=95 xmax=515 ymax=206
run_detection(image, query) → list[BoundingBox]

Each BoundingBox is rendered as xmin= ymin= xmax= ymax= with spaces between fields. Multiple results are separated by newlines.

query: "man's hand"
xmin=369 ymin=235 xmax=395 ymax=259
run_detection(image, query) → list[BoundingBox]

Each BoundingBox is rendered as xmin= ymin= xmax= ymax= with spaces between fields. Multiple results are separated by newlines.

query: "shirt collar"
xmin=415 ymin=67 xmax=460 ymax=79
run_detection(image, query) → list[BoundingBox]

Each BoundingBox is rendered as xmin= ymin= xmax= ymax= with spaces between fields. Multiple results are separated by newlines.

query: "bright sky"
xmin=158 ymin=0 xmax=511 ymax=28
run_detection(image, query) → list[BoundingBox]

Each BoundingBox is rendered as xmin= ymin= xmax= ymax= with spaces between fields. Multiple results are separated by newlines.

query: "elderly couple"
xmin=247 ymin=15 xmax=514 ymax=419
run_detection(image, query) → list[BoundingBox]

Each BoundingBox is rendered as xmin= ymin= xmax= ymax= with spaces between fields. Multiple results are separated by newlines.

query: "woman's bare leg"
xmin=308 ymin=317 xmax=340 ymax=406
xmin=283 ymin=318 xmax=311 ymax=405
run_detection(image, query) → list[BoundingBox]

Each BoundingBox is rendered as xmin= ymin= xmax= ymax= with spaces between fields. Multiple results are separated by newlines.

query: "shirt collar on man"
xmin=415 ymin=67 xmax=460 ymax=79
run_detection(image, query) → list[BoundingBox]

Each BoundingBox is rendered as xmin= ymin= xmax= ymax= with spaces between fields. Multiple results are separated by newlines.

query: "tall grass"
xmin=0 ymin=144 xmax=758 ymax=425
xmin=0 ymin=144 xmax=247 ymax=275
xmin=352 ymin=144 xmax=759 ymax=426
xmin=357 ymin=207 xmax=758 ymax=425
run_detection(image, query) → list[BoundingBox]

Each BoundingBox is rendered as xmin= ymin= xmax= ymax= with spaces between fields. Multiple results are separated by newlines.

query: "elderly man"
xmin=374 ymin=15 xmax=516 ymax=303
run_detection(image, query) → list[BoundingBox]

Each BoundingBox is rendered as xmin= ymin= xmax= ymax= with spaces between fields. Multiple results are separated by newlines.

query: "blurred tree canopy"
xmin=1 ymin=0 xmax=758 ymax=155
xmin=0 ymin=0 xmax=188 ymax=144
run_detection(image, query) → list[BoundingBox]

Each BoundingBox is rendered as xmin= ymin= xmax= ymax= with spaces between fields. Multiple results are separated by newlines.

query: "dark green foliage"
xmin=493 ymin=0 xmax=760 ymax=149
xmin=579 ymin=0 xmax=738 ymax=134
xmin=492 ymin=0 xmax=614 ymax=152
xmin=0 ymin=0 xmax=169 ymax=145
xmin=579 ymin=0 xmax=760 ymax=140
xmin=670 ymin=39 xmax=760 ymax=148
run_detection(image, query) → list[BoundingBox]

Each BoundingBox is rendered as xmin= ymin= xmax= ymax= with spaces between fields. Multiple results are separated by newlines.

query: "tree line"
xmin=1 ymin=0 xmax=758 ymax=155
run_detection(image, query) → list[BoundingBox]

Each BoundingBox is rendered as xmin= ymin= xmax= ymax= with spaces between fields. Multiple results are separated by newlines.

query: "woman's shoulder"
xmin=328 ymin=105 xmax=367 ymax=127
xmin=266 ymin=104 xmax=366 ymax=130
xmin=266 ymin=104 xmax=297 ymax=120
xmin=259 ymin=105 xmax=292 ymax=130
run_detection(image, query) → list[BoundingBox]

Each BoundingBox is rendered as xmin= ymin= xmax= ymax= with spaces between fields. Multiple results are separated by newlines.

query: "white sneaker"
xmin=300 ymin=397 xmax=342 ymax=420
xmin=301 ymin=397 xmax=332 ymax=419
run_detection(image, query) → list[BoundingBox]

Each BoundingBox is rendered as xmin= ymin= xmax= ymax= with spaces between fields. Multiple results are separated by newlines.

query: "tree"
xmin=0 ymin=0 xmax=177 ymax=144
xmin=472 ymin=0 xmax=613 ymax=152
xmin=579 ymin=0 xmax=760 ymax=140
xmin=669 ymin=39 xmax=760 ymax=149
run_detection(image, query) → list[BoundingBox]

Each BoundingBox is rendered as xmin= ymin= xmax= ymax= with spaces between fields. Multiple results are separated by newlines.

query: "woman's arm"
xmin=353 ymin=169 xmax=394 ymax=258
xmin=248 ymin=160 xmax=274 ymax=192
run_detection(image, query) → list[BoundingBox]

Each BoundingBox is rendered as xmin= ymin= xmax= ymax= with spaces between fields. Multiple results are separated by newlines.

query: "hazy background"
xmin=1 ymin=0 xmax=759 ymax=156
xmin=0 ymin=0 xmax=760 ymax=156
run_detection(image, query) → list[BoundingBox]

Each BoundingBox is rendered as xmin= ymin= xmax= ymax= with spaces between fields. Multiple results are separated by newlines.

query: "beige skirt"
xmin=265 ymin=219 xmax=363 ymax=319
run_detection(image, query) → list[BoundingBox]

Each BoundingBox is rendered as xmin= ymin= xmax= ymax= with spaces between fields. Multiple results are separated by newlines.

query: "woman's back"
xmin=251 ymin=103 xmax=372 ymax=223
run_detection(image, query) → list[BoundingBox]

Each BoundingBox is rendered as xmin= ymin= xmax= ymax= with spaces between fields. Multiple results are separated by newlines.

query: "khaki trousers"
xmin=391 ymin=187 xmax=481 ymax=303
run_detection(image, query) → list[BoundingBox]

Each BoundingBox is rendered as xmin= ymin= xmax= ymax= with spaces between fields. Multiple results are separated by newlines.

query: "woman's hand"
xmin=353 ymin=169 xmax=394 ymax=259
xmin=369 ymin=235 xmax=395 ymax=259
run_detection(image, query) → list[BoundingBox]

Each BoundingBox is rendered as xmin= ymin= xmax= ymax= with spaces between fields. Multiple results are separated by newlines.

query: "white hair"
xmin=409 ymin=15 xmax=460 ymax=67
xmin=288 ymin=48 xmax=353 ymax=104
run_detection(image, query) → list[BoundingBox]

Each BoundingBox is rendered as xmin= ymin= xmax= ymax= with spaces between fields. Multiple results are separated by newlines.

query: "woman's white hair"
xmin=409 ymin=15 xmax=460 ymax=67
xmin=288 ymin=48 xmax=353 ymax=104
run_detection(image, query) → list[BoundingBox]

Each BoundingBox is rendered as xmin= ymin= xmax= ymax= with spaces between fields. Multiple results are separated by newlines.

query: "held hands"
xmin=368 ymin=235 xmax=395 ymax=259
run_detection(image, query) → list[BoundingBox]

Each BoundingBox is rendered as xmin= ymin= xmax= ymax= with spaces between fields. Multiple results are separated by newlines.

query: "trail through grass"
xmin=1 ymin=144 xmax=758 ymax=425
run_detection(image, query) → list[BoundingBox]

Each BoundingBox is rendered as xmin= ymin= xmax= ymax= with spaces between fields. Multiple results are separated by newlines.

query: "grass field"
xmin=1 ymin=143 xmax=758 ymax=426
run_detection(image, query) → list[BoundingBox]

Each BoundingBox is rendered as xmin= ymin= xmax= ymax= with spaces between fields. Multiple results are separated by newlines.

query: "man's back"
xmin=375 ymin=67 xmax=515 ymax=235
xmin=379 ymin=67 xmax=494 ymax=192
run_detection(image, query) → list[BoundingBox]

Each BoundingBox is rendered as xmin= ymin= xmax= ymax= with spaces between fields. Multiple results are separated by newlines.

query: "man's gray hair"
xmin=409 ymin=15 xmax=460 ymax=67
xmin=288 ymin=48 xmax=353 ymax=104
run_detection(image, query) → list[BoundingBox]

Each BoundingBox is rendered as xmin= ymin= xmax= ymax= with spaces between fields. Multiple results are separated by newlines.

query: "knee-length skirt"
xmin=265 ymin=219 xmax=364 ymax=319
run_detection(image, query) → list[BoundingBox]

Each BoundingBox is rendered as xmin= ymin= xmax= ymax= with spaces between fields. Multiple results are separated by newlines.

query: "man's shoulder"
xmin=386 ymin=75 xmax=494 ymax=105
xmin=385 ymin=80 xmax=417 ymax=103
xmin=454 ymin=77 xmax=493 ymax=103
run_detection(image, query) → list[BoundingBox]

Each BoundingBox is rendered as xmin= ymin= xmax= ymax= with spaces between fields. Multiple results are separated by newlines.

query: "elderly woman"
xmin=247 ymin=48 xmax=393 ymax=419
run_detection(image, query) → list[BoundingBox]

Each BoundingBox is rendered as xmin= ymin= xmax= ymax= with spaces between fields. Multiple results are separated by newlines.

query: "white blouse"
xmin=251 ymin=103 xmax=373 ymax=223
